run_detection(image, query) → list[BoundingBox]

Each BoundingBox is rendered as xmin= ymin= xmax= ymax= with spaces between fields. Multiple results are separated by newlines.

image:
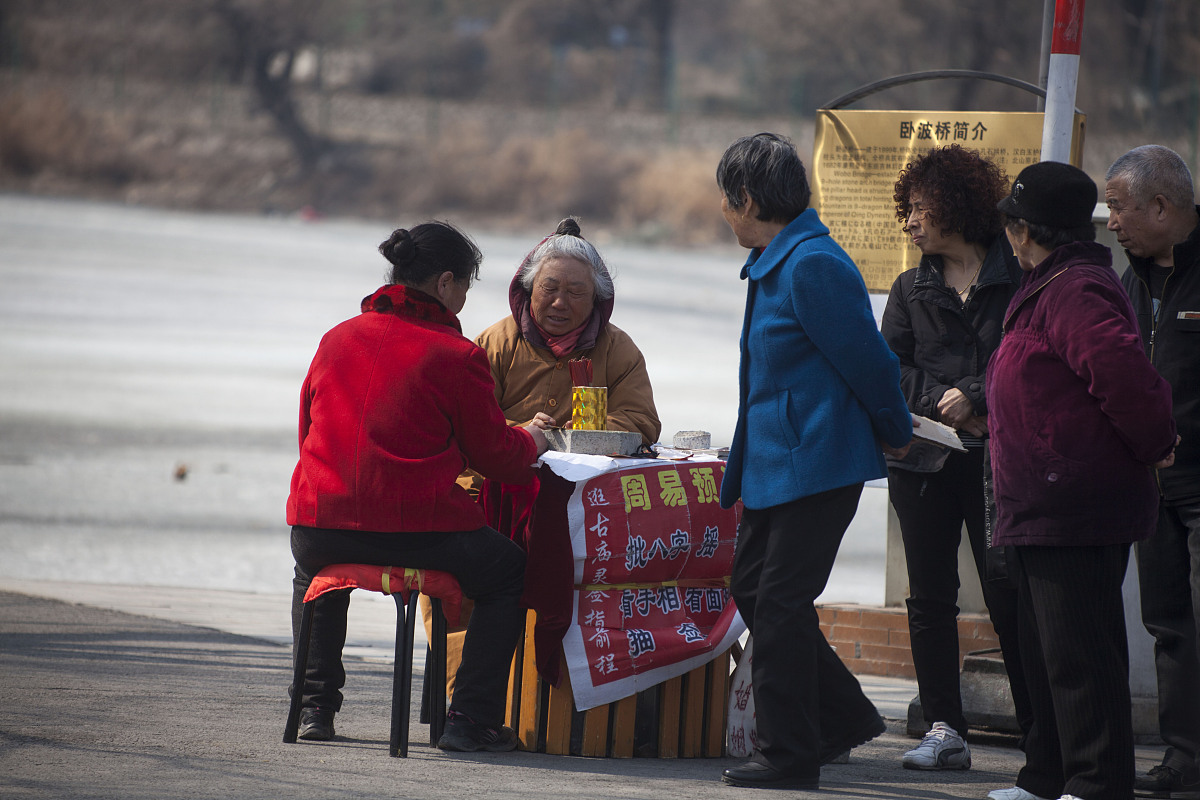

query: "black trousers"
xmin=1012 ymin=543 xmax=1134 ymax=800
xmin=290 ymin=524 xmax=526 ymax=727
xmin=730 ymin=483 xmax=881 ymax=778
xmin=888 ymin=447 xmax=1032 ymax=737
xmin=1137 ymin=500 xmax=1200 ymax=770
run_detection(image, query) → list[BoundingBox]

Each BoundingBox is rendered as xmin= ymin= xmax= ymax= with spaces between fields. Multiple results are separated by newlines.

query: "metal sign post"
xmin=1041 ymin=0 xmax=1087 ymax=163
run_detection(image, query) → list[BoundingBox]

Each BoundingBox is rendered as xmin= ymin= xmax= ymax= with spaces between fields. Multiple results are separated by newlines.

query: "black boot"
xmin=297 ymin=707 xmax=335 ymax=741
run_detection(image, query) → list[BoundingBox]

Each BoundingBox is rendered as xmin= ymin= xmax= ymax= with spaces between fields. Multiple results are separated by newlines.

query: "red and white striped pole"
xmin=1041 ymin=0 xmax=1086 ymax=163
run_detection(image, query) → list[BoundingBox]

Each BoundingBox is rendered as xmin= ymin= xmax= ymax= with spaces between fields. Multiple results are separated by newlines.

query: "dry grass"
xmin=407 ymin=126 xmax=639 ymax=222
xmin=0 ymin=87 xmax=135 ymax=184
xmin=0 ymin=74 xmax=739 ymax=243
xmin=23 ymin=70 xmax=1193 ymax=247
xmin=401 ymin=127 xmax=731 ymax=243
xmin=618 ymin=149 xmax=728 ymax=244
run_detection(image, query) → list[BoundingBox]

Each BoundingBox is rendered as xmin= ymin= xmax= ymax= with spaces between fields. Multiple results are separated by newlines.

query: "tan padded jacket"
xmin=473 ymin=315 xmax=661 ymax=444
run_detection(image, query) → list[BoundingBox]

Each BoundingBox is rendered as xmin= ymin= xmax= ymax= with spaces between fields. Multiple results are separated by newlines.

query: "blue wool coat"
xmin=720 ymin=210 xmax=912 ymax=511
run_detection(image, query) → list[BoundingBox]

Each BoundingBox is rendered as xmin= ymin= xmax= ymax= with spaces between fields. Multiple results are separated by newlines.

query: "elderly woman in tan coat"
xmin=476 ymin=217 xmax=660 ymax=443
xmin=426 ymin=217 xmax=661 ymax=700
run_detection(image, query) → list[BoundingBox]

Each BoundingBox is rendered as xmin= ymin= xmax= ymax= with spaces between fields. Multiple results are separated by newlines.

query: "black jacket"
xmin=881 ymin=235 xmax=1022 ymax=471
xmin=1121 ymin=207 xmax=1200 ymax=504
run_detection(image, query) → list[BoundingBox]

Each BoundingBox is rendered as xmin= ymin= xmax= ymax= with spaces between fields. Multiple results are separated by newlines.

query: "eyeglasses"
xmin=902 ymin=206 xmax=932 ymax=231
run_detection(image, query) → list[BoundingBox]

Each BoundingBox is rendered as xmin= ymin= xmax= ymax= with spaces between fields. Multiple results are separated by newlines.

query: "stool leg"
xmin=283 ymin=600 xmax=315 ymax=744
xmin=420 ymin=645 xmax=433 ymax=725
xmin=429 ymin=597 xmax=448 ymax=746
xmin=390 ymin=592 xmax=418 ymax=758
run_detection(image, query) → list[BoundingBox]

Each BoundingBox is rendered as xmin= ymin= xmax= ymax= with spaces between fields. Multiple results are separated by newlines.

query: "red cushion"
xmin=304 ymin=564 xmax=464 ymax=626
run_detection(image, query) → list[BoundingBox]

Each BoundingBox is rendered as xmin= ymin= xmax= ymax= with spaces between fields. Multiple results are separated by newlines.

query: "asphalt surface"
xmin=0 ymin=586 xmax=1166 ymax=800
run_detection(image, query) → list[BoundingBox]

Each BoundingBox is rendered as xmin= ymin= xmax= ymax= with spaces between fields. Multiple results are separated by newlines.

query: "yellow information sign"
xmin=811 ymin=109 xmax=1086 ymax=292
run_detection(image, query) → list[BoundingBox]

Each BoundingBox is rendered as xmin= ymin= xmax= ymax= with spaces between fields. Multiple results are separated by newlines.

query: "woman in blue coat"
xmin=716 ymin=133 xmax=914 ymax=790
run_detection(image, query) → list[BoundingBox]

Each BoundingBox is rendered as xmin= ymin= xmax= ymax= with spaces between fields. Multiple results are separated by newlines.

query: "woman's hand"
xmin=523 ymin=413 xmax=556 ymax=456
xmin=524 ymin=424 xmax=549 ymax=456
xmin=882 ymin=416 xmax=918 ymax=460
xmin=527 ymin=412 xmax=556 ymax=430
xmin=937 ymin=388 xmax=975 ymax=428
xmin=1153 ymin=435 xmax=1181 ymax=470
xmin=959 ymin=415 xmax=989 ymax=438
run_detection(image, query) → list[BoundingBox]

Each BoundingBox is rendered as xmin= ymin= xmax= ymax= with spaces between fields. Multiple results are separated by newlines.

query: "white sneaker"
xmin=987 ymin=788 xmax=1053 ymax=800
xmin=1058 ymin=796 xmax=1086 ymax=800
xmin=900 ymin=721 xmax=971 ymax=770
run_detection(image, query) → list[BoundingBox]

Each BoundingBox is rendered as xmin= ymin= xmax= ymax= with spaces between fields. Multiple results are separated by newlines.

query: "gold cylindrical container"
xmin=571 ymin=386 xmax=608 ymax=430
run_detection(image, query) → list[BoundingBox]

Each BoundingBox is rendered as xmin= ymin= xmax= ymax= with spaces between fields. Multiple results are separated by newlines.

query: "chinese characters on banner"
xmin=811 ymin=109 xmax=1086 ymax=292
xmin=559 ymin=460 xmax=746 ymax=710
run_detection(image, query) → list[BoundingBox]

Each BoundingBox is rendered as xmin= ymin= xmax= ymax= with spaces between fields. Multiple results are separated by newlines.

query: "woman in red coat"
xmin=287 ymin=221 xmax=551 ymax=752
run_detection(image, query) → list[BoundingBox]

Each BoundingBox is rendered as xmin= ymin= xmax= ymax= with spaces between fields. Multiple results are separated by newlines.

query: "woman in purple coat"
xmin=986 ymin=162 xmax=1177 ymax=800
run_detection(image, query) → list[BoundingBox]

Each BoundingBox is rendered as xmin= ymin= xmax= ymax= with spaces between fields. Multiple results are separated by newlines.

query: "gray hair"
xmin=517 ymin=219 xmax=614 ymax=301
xmin=1106 ymin=145 xmax=1196 ymax=210
xmin=716 ymin=132 xmax=810 ymax=223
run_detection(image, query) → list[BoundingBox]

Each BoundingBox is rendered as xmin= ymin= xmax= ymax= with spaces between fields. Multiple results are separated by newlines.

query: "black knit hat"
xmin=997 ymin=161 xmax=1097 ymax=228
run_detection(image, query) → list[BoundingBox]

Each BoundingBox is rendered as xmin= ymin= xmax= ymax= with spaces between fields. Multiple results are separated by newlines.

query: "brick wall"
xmin=818 ymin=604 xmax=1001 ymax=679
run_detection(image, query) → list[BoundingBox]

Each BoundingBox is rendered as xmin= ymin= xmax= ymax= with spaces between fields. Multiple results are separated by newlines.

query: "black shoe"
xmin=436 ymin=710 xmax=518 ymax=753
xmin=721 ymin=761 xmax=819 ymax=790
xmin=819 ymin=712 xmax=886 ymax=765
xmin=297 ymin=707 xmax=335 ymax=741
xmin=1134 ymin=762 xmax=1200 ymax=799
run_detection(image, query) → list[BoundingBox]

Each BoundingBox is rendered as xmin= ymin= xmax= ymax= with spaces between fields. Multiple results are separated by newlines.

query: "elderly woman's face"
xmin=1005 ymin=223 xmax=1038 ymax=272
xmin=903 ymin=192 xmax=957 ymax=256
xmin=530 ymin=256 xmax=596 ymax=336
xmin=721 ymin=192 xmax=759 ymax=249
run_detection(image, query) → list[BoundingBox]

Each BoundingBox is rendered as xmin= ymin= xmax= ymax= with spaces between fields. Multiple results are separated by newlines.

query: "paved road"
xmin=8 ymin=588 xmax=1152 ymax=800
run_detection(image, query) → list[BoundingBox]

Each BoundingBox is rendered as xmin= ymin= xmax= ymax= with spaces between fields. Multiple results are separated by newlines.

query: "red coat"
xmin=287 ymin=285 xmax=538 ymax=533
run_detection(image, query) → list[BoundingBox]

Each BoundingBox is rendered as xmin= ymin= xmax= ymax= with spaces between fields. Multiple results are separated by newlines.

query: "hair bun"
xmin=379 ymin=228 xmax=416 ymax=266
xmin=555 ymin=217 xmax=582 ymax=238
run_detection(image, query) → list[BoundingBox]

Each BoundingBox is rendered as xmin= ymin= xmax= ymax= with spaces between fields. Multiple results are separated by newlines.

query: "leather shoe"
xmin=722 ymin=761 xmax=818 ymax=789
xmin=1134 ymin=761 xmax=1200 ymax=799
xmin=298 ymin=707 xmax=335 ymax=741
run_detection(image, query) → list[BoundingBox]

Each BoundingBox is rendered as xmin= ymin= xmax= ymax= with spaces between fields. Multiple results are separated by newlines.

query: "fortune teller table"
xmin=480 ymin=450 xmax=746 ymax=757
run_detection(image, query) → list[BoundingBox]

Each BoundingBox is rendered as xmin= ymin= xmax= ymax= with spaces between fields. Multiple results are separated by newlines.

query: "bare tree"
xmin=214 ymin=0 xmax=326 ymax=173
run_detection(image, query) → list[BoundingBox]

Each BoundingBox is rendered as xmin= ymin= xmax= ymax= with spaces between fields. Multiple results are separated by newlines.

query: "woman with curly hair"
xmin=881 ymin=145 xmax=1032 ymax=778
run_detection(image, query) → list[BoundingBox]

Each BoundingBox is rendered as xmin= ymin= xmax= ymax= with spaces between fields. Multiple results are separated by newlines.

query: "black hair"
xmin=716 ymin=132 xmax=810 ymax=223
xmin=555 ymin=217 xmax=581 ymax=237
xmin=1004 ymin=217 xmax=1096 ymax=250
xmin=378 ymin=221 xmax=482 ymax=287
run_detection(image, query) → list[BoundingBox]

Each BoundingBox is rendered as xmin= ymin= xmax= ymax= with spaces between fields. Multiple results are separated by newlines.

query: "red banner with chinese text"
xmin=559 ymin=460 xmax=745 ymax=710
